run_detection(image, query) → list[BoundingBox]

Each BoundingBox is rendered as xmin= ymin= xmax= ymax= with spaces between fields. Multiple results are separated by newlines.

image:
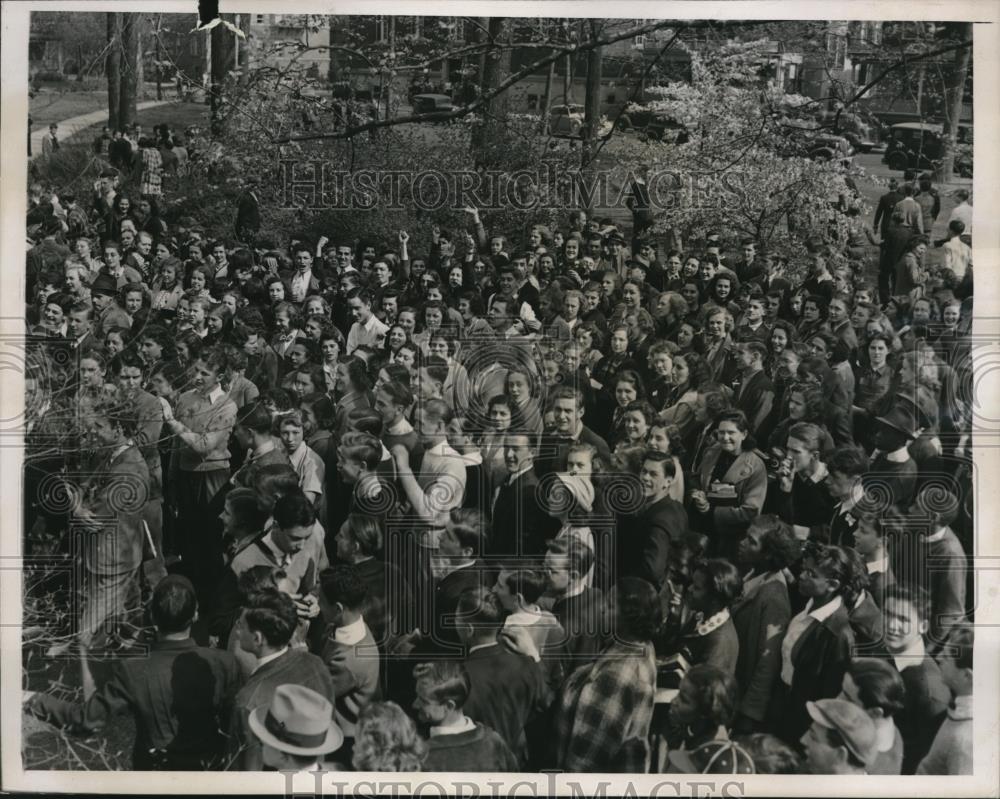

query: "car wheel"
xmin=886 ymin=152 xmax=909 ymax=172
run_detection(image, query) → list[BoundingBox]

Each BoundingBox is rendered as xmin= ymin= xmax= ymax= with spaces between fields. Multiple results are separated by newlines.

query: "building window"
xmin=606 ymin=93 xmax=616 ymax=104
xmin=255 ymin=14 xmax=265 ymax=25
xmin=527 ymin=94 xmax=539 ymax=110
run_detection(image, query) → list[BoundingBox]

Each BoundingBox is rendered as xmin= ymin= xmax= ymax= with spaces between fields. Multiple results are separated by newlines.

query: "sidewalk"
xmin=30 ymin=100 xmax=171 ymax=157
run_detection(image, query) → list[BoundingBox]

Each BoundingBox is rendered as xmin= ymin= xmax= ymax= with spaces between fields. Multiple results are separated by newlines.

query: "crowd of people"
xmin=21 ymin=127 xmax=976 ymax=776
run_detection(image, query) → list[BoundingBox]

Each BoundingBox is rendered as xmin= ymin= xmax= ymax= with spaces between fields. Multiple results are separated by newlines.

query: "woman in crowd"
xmin=22 ymin=166 xmax=974 ymax=777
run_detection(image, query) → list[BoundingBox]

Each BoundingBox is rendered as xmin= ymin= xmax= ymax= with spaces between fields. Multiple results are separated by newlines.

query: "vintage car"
xmin=780 ymin=118 xmax=855 ymax=164
xmin=882 ymin=122 xmax=973 ymax=177
xmin=411 ymin=93 xmax=459 ymax=118
xmin=547 ymin=104 xmax=613 ymax=139
xmin=615 ymin=107 xmax=690 ymax=144
xmin=816 ymin=109 xmax=882 ymax=153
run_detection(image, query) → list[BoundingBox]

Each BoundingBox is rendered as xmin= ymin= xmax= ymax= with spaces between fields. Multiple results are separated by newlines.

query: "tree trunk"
xmin=541 ymin=57 xmax=555 ymax=133
xmin=135 ymin=16 xmax=145 ymax=93
xmin=118 ymin=13 xmax=137 ymax=129
xmin=935 ymin=25 xmax=973 ymax=182
xmin=210 ymin=13 xmax=236 ymax=137
xmin=238 ymin=14 xmax=251 ymax=87
xmin=328 ymin=15 xmax=340 ymax=104
xmin=563 ymin=54 xmax=572 ymax=103
xmin=472 ymin=17 xmax=511 ymax=166
xmin=386 ymin=16 xmax=395 ymax=119
xmin=106 ymin=13 xmax=121 ymax=131
xmin=77 ymin=44 xmax=84 ymax=82
xmin=155 ymin=30 xmax=162 ymax=100
xmin=581 ymin=23 xmax=604 ymax=177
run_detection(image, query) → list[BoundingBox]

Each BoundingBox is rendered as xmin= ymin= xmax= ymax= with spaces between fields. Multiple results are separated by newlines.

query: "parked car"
xmin=616 ymin=107 xmax=690 ymax=144
xmin=548 ymin=104 xmax=586 ymax=137
xmin=411 ymin=93 xmax=459 ymax=118
xmin=547 ymin=104 xmax=613 ymax=139
xmin=817 ymin=110 xmax=881 ymax=153
xmin=882 ymin=122 xmax=973 ymax=177
xmin=780 ymin=118 xmax=855 ymax=164
xmin=808 ymin=133 xmax=855 ymax=164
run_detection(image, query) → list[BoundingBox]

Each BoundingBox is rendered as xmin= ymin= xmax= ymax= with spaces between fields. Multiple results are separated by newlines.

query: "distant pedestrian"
xmin=139 ymin=137 xmax=164 ymax=197
xmin=41 ymin=123 xmax=60 ymax=156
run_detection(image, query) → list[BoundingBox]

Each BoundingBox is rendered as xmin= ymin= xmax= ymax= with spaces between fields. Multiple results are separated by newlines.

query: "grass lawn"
xmin=30 ymin=84 xmax=209 ymax=141
xmin=29 ymin=90 xmax=109 ymax=129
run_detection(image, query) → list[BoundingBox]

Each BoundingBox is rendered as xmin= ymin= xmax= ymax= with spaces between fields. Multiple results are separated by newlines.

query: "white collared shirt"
xmin=387 ymin=417 xmax=414 ymax=436
xmin=333 ymin=616 xmax=368 ymax=646
xmin=425 ymin=440 xmax=461 ymax=459
xmin=260 ymin=531 xmax=292 ymax=569
xmin=206 ymin=384 xmax=226 ymax=405
xmin=837 ymin=482 xmax=866 ymax=514
xmin=805 ymin=461 xmax=829 ymax=484
xmin=290 ymin=268 xmax=312 ymax=302
xmin=347 ymin=312 xmax=389 ymax=355
xmin=429 ymin=715 xmax=476 ymax=738
xmin=884 ymin=446 xmax=911 ymax=464
xmin=923 ymin=526 xmax=947 ymax=543
xmin=866 ymin=554 xmax=890 ymax=575
xmin=252 ymin=646 xmax=289 ymax=674
xmin=891 ymin=636 xmax=926 ymax=671
xmin=505 ymin=606 xmax=544 ymax=628
xmin=468 ymin=641 xmax=498 ymax=655
xmin=781 ymin=596 xmax=843 ymax=685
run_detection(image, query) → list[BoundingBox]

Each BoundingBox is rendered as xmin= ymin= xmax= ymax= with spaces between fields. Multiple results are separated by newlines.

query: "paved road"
xmin=30 ymin=100 xmax=171 ymax=158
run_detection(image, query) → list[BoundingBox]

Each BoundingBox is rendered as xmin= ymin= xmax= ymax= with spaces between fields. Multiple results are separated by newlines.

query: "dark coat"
xmin=849 ymin=591 xmax=890 ymax=657
xmin=490 ymin=467 xmax=553 ymax=558
xmin=423 ymin=722 xmax=519 ymax=772
xmin=550 ymin=586 xmax=608 ymax=666
xmin=734 ymin=369 xmax=774 ymax=436
xmin=616 ymin=496 xmax=687 ymax=589
xmin=682 ymin=617 xmax=740 ymax=676
xmin=535 ymin=426 xmax=612 ymax=482
xmin=463 ymin=642 xmax=548 ymax=766
xmin=431 ymin=561 xmax=487 ymax=653
xmin=32 ymin=638 xmax=243 ymax=769
xmin=897 ymin=655 xmax=950 ymax=774
xmin=229 ymin=648 xmax=334 ymax=770
xmin=731 ymin=572 xmax=791 ymax=723
xmin=776 ymin=600 xmax=855 ymax=743
xmin=234 ymin=190 xmax=260 ymax=243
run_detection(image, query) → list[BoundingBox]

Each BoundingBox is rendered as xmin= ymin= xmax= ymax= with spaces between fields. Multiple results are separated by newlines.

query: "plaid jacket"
xmin=139 ymin=147 xmax=163 ymax=196
xmin=551 ymin=641 xmax=657 ymax=773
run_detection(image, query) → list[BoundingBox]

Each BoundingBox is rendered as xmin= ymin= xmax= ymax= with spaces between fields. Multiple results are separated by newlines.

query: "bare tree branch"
xmin=274 ymin=19 xmax=721 ymax=143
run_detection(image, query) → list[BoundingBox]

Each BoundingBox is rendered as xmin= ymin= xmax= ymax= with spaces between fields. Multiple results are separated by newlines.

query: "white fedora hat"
xmin=248 ymin=684 xmax=343 ymax=757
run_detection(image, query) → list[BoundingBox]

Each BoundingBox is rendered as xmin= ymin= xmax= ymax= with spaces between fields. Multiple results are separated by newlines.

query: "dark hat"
xmin=875 ymin=404 xmax=921 ymax=440
xmin=606 ymin=230 xmax=627 ymax=245
xmin=40 ymin=216 xmax=62 ymax=236
xmin=90 ymin=273 xmax=118 ymax=297
xmin=99 ymin=168 xmax=117 ymax=178
xmin=806 ymin=699 xmax=878 ymax=768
